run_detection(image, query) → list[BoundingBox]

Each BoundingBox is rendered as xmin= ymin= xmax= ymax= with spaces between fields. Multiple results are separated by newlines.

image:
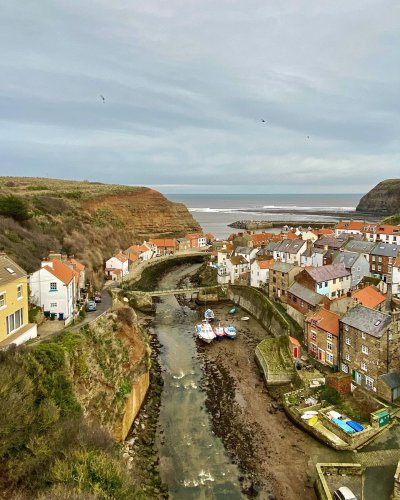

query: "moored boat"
xmin=195 ymin=322 xmax=216 ymax=343
xmin=204 ymin=308 xmax=215 ymax=321
xmin=229 ymin=307 xmax=236 ymax=314
xmin=224 ymin=326 xmax=237 ymax=339
xmin=213 ymin=324 xmax=225 ymax=340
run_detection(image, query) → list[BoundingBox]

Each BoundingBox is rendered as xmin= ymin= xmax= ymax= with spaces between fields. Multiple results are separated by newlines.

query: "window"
xmin=333 ymin=279 xmax=336 ymax=284
xmin=331 ymin=291 xmax=336 ymax=298
xmin=300 ymin=301 xmax=304 ymax=307
xmin=311 ymin=331 xmax=317 ymax=342
xmin=345 ymin=337 xmax=351 ymax=346
xmin=361 ymin=332 xmax=366 ymax=340
xmin=345 ymin=353 xmax=351 ymax=362
xmin=0 ymin=293 xmax=5 ymax=308
xmin=17 ymin=284 xmax=23 ymax=299
xmin=344 ymin=325 xmax=349 ymax=332
xmin=50 ymin=282 xmax=57 ymax=291
xmin=326 ymin=353 xmax=334 ymax=364
xmin=327 ymin=341 xmax=333 ymax=352
xmin=362 ymin=345 xmax=369 ymax=355
xmin=365 ymin=376 xmax=374 ymax=389
xmin=339 ymin=277 xmax=343 ymax=282
xmin=50 ymin=302 xmax=57 ymax=308
xmin=361 ymin=361 xmax=368 ymax=371
xmin=318 ymin=283 xmax=322 ymax=289
xmin=6 ymin=308 xmax=23 ymax=335
xmin=327 ymin=333 xmax=333 ymax=341
xmin=342 ymin=363 xmax=349 ymax=373
xmin=325 ymin=281 xmax=328 ymax=287
xmin=310 ymin=342 xmax=317 ymax=353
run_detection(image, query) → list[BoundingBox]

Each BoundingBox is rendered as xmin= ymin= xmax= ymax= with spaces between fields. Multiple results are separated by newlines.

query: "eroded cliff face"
xmin=356 ymin=179 xmax=400 ymax=214
xmin=72 ymin=306 xmax=150 ymax=441
xmin=0 ymin=177 xmax=201 ymax=283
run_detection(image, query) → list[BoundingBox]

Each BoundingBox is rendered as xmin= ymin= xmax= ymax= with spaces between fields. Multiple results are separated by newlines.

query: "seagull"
xmin=307 ymin=135 xmax=310 ymax=139
xmin=100 ymin=95 xmax=105 ymax=103
xmin=261 ymin=119 xmax=266 ymax=123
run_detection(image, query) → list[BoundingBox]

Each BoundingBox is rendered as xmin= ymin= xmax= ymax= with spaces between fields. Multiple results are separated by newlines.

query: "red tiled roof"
xmin=128 ymin=253 xmax=139 ymax=262
xmin=115 ymin=253 xmax=128 ymax=263
xmin=375 ymin=224 xmax=400 ymax=236
xmin=352 ymin=286 xmax=386 ymax=309
xmin=67 ymin=258 xmax=85 ymax=272
xmin=149 ymin=239 xmax=176 ymax=247
xmin=257 ymin=259 xmax=275 ymax=269
xmin=336 ymin=221 xmax=365 ymax=231
xmin=44 ymin=259 xmax=74 ymax=285
xmin=307 ymin=308 xmax=340 ymax=336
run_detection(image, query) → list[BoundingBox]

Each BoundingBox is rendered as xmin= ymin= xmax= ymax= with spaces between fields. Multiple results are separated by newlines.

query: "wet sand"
xmin=197 ymin=302 xmax=342 ymax=500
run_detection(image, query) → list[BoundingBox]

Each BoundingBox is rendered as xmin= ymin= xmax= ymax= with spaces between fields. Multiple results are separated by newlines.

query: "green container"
xmin=375 ymin=409 xmax=390 ymax=427
xmin=50 ymin=313 xmax=57 ymax=321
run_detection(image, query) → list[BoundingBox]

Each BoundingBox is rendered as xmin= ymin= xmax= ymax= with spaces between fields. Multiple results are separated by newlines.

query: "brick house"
xmin=370 ymin=242 xmax=399 ymax=284
xmin=295 ymin=263 xmax=351 ymax=300
xmin=340 ymin=305 xmax=392 ymax=394
xmin=268 ymin=262 xmax=301 ymax=304
xmin=287 ymin=282 xmax=330 ymax=328
xmin=305 ymin=308 xmax=340 ymax=368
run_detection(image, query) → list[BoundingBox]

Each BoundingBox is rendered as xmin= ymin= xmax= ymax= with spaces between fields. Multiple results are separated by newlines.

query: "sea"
xmin=166 ymin=193 xmax=363 ymax=240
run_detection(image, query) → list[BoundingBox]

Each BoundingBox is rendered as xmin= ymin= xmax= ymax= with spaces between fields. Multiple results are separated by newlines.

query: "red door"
xmin=293 ymin=346 xmax=299 ymax=358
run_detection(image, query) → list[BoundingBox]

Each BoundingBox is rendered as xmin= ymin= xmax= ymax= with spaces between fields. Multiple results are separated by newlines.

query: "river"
xmin=153 ymin=263 xmax=243 ymax=499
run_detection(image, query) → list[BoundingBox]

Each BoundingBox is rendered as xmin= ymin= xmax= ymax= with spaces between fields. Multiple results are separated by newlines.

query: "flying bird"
xmin=100 ymin=95 xmax=105 ymax=103
xmin=261 ymin=119 xmax=266 ymax=123
xmin=307 ymin=135 xmax=310 ymax=139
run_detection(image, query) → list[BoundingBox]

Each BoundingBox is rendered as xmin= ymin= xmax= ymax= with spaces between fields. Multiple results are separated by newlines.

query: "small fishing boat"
xmin=229 ymin=307 xmax=236 ymax=315
xmin=224 ymin=326 xmax=237 ymax=339
xmin=301 ymin=411 xmax=318 ymax=420
xmin=195 ymin=322 xmax=216 ymax=343
xmin=213 ymin=325 xmax=225 ymax=340
xmin=241 ymin=316 xmax=250 ymax=321
xmin=204 ymin=308 xmax=215 ymax=321
xmin=347 ymin=421 xmax=364 ymax=433
xmin=308 ymin=416 xmax=318 ymax=426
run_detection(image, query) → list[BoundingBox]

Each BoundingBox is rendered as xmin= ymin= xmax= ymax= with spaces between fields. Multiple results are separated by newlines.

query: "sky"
xmin=0 ymin=1 xmax=399 ymax=194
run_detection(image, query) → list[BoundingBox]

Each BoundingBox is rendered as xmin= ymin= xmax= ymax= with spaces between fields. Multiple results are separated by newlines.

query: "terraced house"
xmin=295 ymin=263 xmax=351 ymax=300
xmin=268 ymin=261 xmax=301 ymax=304
xmin=305 ymin=308 xmax=340 ymax=368
xmin=0 ymin=254 xmax=37 ymax=347
xmin=340 ymin=305 xmax=393 ymax=395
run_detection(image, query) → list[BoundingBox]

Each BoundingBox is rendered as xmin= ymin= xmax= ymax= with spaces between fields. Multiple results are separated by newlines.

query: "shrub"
xmin=0 ymin=195 xmax=31 ymax=221
xmin=320 ymin=387 xmax=341 ymax=405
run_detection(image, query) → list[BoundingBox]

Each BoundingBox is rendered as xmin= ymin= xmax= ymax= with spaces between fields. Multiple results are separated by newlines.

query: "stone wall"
xmin=114 ymin=370 xmax=150 ymax=442
xmin=314 ymin=463 xmax=363 ymax=500
xmin=326 ymin=373 xmax=352 ymax=395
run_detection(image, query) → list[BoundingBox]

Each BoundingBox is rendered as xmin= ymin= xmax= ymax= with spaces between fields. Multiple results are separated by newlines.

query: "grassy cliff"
xmin=356 ymin=178 xmax=400 ymax=215
xmin=0 ymin=306 xmax=149 ymax=499
xmin=0 ymin=177 xmax=201 ymax=284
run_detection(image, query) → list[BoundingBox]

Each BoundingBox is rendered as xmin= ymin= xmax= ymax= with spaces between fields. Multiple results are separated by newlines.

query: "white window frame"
xmin=361 ymin=332 xmax=366 ymax=340
xmin=0 ymin=292 xmax=6 ymax=309
xmin=345 ymin=337 xmax=351 ymax=346
xmin=345 ymin=353 xmax=351 ymax=362
xmin=6 ymin=308 xmax=23 ymax=335
xmin=17 ymin=284 xmax=23 ymax=300
xmin=362 ymin=345 xmax=369 ymax=355
xmin=327 ymin=341 xmax=333 ymax=352
xmin=365 ymin=375 xmax=374 ymax=389
xmin=342 ymin=363 xmax=349 ymax=373
xmin=326 ymin=352 xmax=334 ymax=364
xmin=327 ymin=333 xmax=333 ymax=341
xmin=361 ymin=361 xmax=368 ymax=372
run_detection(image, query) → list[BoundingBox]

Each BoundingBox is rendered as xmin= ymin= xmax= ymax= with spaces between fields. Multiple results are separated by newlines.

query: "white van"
xmin=333 ymin=486 xmax=357 ymax=500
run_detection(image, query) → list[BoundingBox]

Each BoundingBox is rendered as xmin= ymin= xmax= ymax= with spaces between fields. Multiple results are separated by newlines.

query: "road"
xmin=69 ymin=287 xmax=112 ymax=330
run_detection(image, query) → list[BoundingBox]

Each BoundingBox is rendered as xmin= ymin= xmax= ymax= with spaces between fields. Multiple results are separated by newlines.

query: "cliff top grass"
xmin=1 ymin=176 xmax=146 ymax=203
xmin=382 ymin=213 xmax=400 ymax=225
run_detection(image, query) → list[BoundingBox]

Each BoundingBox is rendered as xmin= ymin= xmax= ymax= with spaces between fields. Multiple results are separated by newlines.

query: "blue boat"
xmin=224 ymin=326 xmax=237 ymax=339
xmin=229 ymin=307 xmax=236 ymax=314
xmin=204 ymin=308 xmax=215 ymax=321
xmin=332 ymin=418 xmax=355 ymax=434
xmin=347 ymin=420 xmax=364 ymax=432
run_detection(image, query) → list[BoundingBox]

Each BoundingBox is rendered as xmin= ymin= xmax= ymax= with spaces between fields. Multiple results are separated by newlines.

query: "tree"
xmin=0 ymin=195 xmax=31 ymax=221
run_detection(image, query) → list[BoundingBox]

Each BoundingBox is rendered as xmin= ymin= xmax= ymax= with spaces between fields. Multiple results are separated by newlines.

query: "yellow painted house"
xmin=0 ymin=254 xmax=37 ymax=348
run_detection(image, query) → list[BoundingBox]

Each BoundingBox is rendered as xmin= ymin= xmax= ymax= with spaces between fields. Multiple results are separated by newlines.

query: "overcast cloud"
xmin=0 ymin=1 xmax=399 ymax=193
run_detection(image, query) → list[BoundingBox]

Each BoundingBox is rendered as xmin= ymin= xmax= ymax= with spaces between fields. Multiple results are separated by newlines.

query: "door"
xmin=318 ymin=348 xmax=325 ymax=363
xmin=293 ymin=346 xmax=299 ymax=358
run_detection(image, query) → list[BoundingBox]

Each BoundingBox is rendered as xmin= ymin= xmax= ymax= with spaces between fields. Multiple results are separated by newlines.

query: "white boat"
xmin=224 ymin=326 xmax=237 ymax=339
xmin=301 ymin=411 xmax=318 ymax=420
xmin=213 ymin=325 xmax=225 ymax=340
xmin=241 ymin=316 xmax=250 ymax=321
xmin=195 ymin=322 xmax=216 ymax=343
xmin=204 ymin=308 xmax=215 ymax=321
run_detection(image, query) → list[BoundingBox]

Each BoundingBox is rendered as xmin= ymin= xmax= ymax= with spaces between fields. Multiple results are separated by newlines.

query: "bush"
xmin=320 ymin=387 xmax=341 ymax=405
xmin=0 ymin=195 xmax=31 ymax=221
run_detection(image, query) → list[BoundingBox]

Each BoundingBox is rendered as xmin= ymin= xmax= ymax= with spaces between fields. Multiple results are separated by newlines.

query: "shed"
xmin=379 ymin=373 xmax=400 ymax=402
xmin=289 ymin=336 xmax=301 ymax=359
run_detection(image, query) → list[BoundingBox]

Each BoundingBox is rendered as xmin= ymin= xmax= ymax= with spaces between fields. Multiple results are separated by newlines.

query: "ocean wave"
xmin=188 ymin=207 xmax=241 ymax=213
xmin=262 ymin=205 xmax=356 ymax=211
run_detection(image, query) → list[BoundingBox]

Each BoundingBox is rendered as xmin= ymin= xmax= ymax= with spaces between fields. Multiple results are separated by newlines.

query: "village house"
xmin=186 ymin=233 xmax=207 ymax=248
xmin=300 ymin=242 xmax=324 ymax=267
xmin=105 ymin=253 xmax=129 ymax=280
xmin=287 ymin=282 xmax=330 ymax=328
xmin=225 ymin=255 xmax=250 ymax=284
xmin=148 ymin=238 xmax=177 ymax=255
xmin=299 ymin=229 xmax=319 ymax=242
xmin=335 ymin=220 xmax=365 ymax=236
xmin=176 ymin=237 xmax=191 ymax=251
xmin=305 ymin=307 xmax=340 ymax=368
xmin=250 ymin=232 xmax=275 ymax=248
xmin=314 ymin=235 xmax=349 ymax=265
xmin=333 ymin=251 xmax=370 ymax=289
xmin=0 ymin=254 xmax=37 ymax=347
xmin=30 ymin=258 xmax=76 ymax=324
xmin=65 ymin=257 xmax=86 ymax=301
xmin=364 ymin=224 xmax=400 ymax=245
xmin=352 ymin=285 xmax=386 ymax=311
xmin=295 ymin=263 xmax=351 ymax=300
xmin=370 ymin=242 xmax=399 ymax=284
xmin=340 ymin=305 xmax=393 ymax=395
xmin=268 ymin=261 xmax=301 ymax=304
xmin=273 ymin=238 xmax=307 ymax=265
xmin=343 ymin=239 xmax=376 ymax=262
xmin=250 ymin=258 xmax=275 ymax=288
xmin=125 ymin=243 xmax=153 ymax=262
xmin=234 ymin=246 xmax=258 ymax=263
xmin=392 ymin=257 xmax=400 ymax=297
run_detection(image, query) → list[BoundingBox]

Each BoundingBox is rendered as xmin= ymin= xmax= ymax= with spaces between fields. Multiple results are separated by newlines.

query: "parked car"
xmin=86 ymin=300 xmax=97 ymax=312
xmin=333 ymin=487 xmax=357 ymax=500
xmin=94 ymin=292 xmax=102 ymax=303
